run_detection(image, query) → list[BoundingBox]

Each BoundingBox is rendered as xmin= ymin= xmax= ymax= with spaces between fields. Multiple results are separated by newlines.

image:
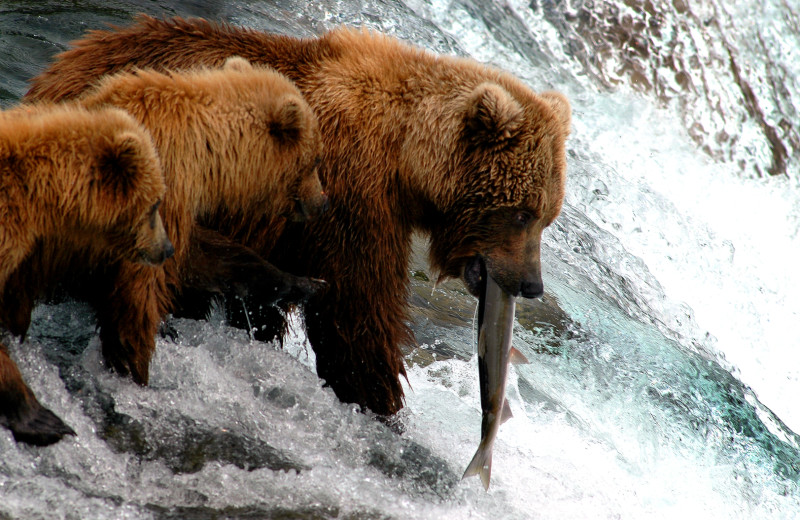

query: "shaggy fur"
xmin=12 ymin=58 xmax=326 ymax=388
xmin=27 ymin=16 xmax=571 ymax=416
xmin=0 ymin=102 xmax=171 ymax=445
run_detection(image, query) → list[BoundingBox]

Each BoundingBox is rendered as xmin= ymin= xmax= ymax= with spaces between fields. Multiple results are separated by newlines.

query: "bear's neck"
xmin=397 ymin=95 xmax=471 ymax=229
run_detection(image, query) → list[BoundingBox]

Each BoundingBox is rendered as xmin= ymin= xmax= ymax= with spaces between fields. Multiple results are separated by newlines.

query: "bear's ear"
xmin=465 ymin=83 xmax=524 ymax=145
xmin=223 ymin=56 xmax=253 ymax=72
xmin=270 ymin=97 xmax=305 ymax=143
xmin=539 ymin=91 xmax=571 ymax=135
xmin=97 ymin=131 xmax=145 ymax=196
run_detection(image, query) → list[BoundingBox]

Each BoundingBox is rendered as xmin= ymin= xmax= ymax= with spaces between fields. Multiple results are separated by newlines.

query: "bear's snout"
xmin=501 ymin=272 xmax=544 ymax=299
xmin=462 ymin=255 xmax=544 ymax=299
xmin=139 ymin=236 xmax=175 ymax=265
xmin=479 ymin=251 xmax=544 ymax=300
xmin=293 ymin=190 xmax=329 ymax=221
xmin=157 ymin=238 xmax=175 ymax=263
xmin=519 ymin=278 xmax=544 ymax=299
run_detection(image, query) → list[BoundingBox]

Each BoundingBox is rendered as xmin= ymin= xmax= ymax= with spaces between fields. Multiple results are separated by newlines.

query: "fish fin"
xmin=501 ymin=399 xmax=513 ymax=424
xmin=509 ymin=347 xmax=529 ymax=365
xmin=462 ymin=445 xmax=493 ymax=490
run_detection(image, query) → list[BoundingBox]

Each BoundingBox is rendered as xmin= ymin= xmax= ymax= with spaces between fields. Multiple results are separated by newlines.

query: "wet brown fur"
xmin=0 ymin=103 xmax=170 ymax=444
xmin=27 ymin=17 xmax=571 ymax=415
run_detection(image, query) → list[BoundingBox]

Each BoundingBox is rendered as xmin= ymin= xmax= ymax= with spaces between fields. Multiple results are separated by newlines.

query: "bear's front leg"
xmin=94 ymin=263 xmax=170 ymax=385
xmin=0 ymin=258 xmax=40 ymax=339
xmin=0 ymin=342 xmax=75 ymax=445
xmin=282 ymin=203 xmax=413 ymax=416
xmin=304 ymin=284 xmax=410 ymax=416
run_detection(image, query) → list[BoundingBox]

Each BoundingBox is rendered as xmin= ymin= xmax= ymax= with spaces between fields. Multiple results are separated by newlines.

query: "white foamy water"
xmin=571 ymin=93 xmax=800 ymax=433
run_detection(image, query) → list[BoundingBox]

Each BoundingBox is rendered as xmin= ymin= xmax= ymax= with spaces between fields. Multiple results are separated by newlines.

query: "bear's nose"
xmin=520 ymin=279 xmax=544 ymax=299
xmin=160 ymin=239 xmax=175 ymax=262
xmin=319 ymin=192 xmax=330 ymax=214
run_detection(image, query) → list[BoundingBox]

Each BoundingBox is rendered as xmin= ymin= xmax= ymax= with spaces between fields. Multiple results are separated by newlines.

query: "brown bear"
xmin=0 ymin=102 xmax=173 ymax=445
xmin=8 ymin=57 xmax=327 ymax=389
xmin=27 ymin=16 xmax=571 ymax=416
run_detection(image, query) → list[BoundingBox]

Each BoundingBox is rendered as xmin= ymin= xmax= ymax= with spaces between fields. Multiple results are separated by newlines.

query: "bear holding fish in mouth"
xmin=24 ymin=16 xmax=571 ymax=486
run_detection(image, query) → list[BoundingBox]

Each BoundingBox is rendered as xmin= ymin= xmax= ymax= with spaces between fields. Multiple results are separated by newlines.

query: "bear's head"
xmin=428 ymin=83 xmax=570 ymax=299
xmin=219 ymin=57 xmax=327 ymax=224
xmin=87 ymin=116 xmax=174 ymax=265
xmin=264 ymin=93 xmax=327 ymax=223
xmin=218 ymin=59 xmax=329 ymax=227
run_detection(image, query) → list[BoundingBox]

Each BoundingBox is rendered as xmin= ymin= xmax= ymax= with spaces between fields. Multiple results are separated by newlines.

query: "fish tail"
xmin=462 ymin=445 xmax=493 ymax=490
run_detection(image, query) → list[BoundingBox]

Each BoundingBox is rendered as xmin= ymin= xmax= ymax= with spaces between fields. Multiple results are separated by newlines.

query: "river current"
xmin=1 ymin=1 xmax=799 ymax=518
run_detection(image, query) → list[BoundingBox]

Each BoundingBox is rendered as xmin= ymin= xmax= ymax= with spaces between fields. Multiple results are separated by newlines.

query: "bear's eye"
xmin=513 ymin=211 xmax=533 ymax=228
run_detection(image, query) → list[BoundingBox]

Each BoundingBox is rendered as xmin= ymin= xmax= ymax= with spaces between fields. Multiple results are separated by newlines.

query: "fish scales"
xmin=462 ymin=273 xmax=519 ymax=490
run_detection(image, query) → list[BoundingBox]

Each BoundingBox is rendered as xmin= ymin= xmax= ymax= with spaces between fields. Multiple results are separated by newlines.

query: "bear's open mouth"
xmin=463 ymin=255 xmax=485 ymax=297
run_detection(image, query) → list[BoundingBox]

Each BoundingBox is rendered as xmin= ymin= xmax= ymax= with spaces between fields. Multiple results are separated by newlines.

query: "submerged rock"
xmin=366 ymin=425 xmax=459 ymax=499
xmin=145 ymin=504 xmax=342 ymax=520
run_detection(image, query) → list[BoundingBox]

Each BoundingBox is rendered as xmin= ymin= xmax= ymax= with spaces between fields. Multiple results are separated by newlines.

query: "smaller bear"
xmin=0 ymin=103 xmax=172 ymax=445
xmin=4 ymin=57 xmax=327 ymax=390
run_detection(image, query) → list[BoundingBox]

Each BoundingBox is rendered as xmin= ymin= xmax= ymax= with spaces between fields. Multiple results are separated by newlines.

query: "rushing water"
xmin=2 ymin=1 xmax=800 ymax=518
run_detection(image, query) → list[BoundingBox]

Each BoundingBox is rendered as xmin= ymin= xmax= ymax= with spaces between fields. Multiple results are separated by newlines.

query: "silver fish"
xmin=462 ymin=273 xmax=528 ymax=490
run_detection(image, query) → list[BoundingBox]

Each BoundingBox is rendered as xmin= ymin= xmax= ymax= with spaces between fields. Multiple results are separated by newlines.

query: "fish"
xmin=462 ymin=268 xmax=528 ymax=490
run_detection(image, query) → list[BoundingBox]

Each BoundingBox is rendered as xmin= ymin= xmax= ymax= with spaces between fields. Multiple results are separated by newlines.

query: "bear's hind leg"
xmin=0 ymin=342 xmax=75 ymax=446
xmin=0 ymin=256 xmax=42 ymax=339
xmin=225 ymin=299 xmax=290 ymax=344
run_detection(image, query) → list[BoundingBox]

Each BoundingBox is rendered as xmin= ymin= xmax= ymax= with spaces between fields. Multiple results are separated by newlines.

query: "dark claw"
xmin=9 ymin=403 xmax=76 ymax=446
xmin=159 ymin=319 xmax=180 ymax=342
